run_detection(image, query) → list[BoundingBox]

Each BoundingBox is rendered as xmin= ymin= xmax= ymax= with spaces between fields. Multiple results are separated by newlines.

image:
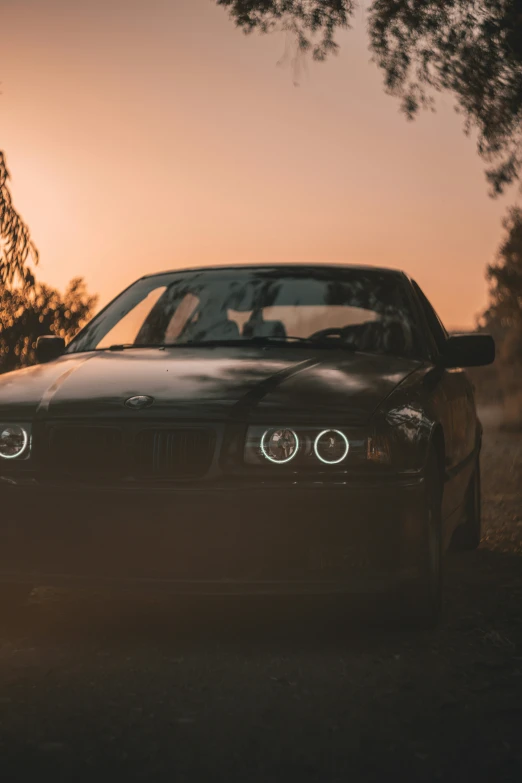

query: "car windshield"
xmin=67 ymin=266 xmax=423 ymax=359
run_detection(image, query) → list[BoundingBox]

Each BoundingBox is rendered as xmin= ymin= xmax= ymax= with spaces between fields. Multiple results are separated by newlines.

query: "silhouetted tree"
xmin=0 ymin=151 xmax=38 ymax=286
xmin=476 ymin=208 xmax=522 ymax=422
xmin=482 ymin=207 xmax=522 ymax=357
xmin=218 ymin=0 xmax=522 ymax=195
xmin=0 ymin=277 xmax=97 ymax=374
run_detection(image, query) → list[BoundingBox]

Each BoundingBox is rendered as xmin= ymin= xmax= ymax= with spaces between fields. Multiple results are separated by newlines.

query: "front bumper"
xmin=0 ymin=477 xmax=426 ymax=595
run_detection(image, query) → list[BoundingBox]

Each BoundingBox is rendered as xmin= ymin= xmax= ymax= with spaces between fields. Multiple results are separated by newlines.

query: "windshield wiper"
xmin=169 ymin=337 xmax=358 ymax=350
xmin=99 ymin=337 xmax=358 ymax=351
xmin=99 ymin=344 xmax=167 ymax=351
xmin=236 ymin=336 xmax=357 ymax=349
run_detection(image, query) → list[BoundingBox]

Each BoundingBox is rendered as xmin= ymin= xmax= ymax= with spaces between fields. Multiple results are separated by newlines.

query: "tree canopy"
xmin=475 ymin=207 xmax=522 ymax=422
xmin=218 ymin=0 xmax=522 ymax=195
xmin=482 ymin=207 xmax=522 ymax=356
xmin=0 ymin=277 xmax=97 ymax=374
xmin=0 ymin=151 xmax=38 ymax=287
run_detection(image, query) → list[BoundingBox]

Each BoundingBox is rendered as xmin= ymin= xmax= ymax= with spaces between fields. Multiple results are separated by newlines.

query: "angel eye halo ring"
xmin=313 ymin=429 xmax=349 ymax=465
xmin=0 ymin=424 xmax=29 ymax=460
xmin=260 ymin=428 xmax=299 ymax=464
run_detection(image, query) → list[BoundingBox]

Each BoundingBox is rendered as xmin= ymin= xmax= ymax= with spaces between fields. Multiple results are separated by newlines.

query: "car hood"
xmin=0 ymin=347 xmax=422 ymax=424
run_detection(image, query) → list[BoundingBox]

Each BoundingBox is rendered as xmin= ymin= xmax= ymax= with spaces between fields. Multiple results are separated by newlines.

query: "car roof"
xmin=140 ymin=263 xmax=407 ymax=280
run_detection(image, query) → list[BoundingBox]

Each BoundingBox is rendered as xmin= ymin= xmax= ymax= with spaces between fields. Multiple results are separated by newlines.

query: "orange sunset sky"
xmin=1 ymin=0 xmax=514 ymax=329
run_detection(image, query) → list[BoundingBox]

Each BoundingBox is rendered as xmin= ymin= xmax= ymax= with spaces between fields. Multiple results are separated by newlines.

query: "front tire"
xmin=451 ymin=458 xmax=481 ymax=551
xmin=396 ymin=451 xmax=443 ymax=629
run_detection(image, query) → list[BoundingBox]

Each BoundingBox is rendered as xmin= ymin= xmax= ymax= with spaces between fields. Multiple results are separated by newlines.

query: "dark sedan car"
xmin=0 ymin=264 xmax=495 ymax=626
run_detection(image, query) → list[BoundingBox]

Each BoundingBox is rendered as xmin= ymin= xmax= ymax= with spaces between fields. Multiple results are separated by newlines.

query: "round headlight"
xmin=260 ymin=429 xmax=299 ymax=464
xmin=0 ymin=425 xmax=29 ymax=460
xmin=314 ymin=429 xmax=349 ymax=464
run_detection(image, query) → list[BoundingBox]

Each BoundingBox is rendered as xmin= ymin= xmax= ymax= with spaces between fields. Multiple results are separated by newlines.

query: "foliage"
xmin=218 ymin=0 xmax=522 ymax=195
xmin=0 ymin=152 xmax=95 ymax=374
xmin=474 ymin=207 xmax=522 ymax=422
xmin=0 ymin=151 xmax=38 ymax=286
xmin=217 ymin=0 xmax=353 ymax=60
xmin=0 ymin=277 xmax=97 ymax=374
xmin=482 ymin=206 xmax=522 ymax=356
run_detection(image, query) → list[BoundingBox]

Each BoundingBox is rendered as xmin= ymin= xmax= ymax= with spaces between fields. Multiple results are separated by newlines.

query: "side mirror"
xmin=36 ymin=335 xmax=66 ymax=364
xmin=440 ymin=333 xmax=495 ymax=369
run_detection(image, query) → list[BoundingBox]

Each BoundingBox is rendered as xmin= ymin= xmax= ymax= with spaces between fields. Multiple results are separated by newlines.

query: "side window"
xmin=411 ymin=281 xmax=448 ymax=351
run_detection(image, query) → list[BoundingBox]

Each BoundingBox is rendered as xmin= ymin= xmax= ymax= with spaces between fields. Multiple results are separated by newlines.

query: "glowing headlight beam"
xmin=313 ymin=429 xmax=349 ymax=465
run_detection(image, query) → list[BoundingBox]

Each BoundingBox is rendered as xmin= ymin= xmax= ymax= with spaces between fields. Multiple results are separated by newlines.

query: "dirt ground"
xmin=0 ymin=409 xmax=521 ymax=782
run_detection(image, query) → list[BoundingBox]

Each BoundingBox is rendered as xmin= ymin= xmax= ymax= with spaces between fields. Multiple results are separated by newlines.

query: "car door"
xmin=411 ymin=282 xmax=477 ymax=524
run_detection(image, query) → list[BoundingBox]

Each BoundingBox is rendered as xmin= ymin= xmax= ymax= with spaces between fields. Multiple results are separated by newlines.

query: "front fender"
xmin=370 ymin=366 xmax=442 ymax=475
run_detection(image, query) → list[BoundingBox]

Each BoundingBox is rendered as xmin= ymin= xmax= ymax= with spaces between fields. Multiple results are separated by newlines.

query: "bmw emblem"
xmin=124 ymin=395 xmax=154 ymax=410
